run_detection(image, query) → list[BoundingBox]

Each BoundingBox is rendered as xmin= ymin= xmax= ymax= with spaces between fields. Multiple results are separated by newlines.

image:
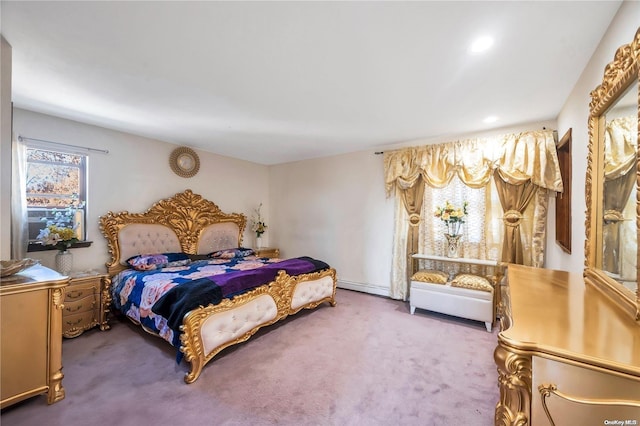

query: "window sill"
xmin=27 ymin=241 xmax=93 ymax=253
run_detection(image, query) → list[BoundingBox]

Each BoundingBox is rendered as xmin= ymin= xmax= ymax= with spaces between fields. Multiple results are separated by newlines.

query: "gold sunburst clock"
xmin=169 ymin=146 xmax=200 ymax=178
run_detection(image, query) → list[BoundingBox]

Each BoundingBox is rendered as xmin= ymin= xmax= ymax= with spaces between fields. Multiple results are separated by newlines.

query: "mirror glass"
xmin=585 ymin=28 xmax=639 ymax=322
xmin=602 ymin=82 xmax=638 ymax=296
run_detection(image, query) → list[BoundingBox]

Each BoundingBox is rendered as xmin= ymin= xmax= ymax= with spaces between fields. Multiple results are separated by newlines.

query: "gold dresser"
xmin=495 ymin=265 xmax=640 ymax=425
xmin=0 ymin=264 xmax=69 ymax=408
xmin=63 ymin=272 xmax=110 ymax=338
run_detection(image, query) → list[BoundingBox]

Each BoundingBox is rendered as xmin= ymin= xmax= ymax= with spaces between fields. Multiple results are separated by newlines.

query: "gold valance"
xmin=384 ymin=130 xmax=563 ymax=196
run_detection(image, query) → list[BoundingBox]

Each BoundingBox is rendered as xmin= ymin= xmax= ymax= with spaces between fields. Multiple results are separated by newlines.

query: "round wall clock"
xmin=169 ymin=146 xmax=200 ymax=178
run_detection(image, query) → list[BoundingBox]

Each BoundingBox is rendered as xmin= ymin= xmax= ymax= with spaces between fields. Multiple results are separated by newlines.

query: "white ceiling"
xmin=1 ymin=1 xmax=622 ymax=165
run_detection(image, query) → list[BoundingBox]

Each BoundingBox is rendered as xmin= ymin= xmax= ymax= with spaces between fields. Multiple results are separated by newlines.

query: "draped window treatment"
xmin=11 ymin=135 xmax=28 ymax=259
xmin=399 ymin=176 xmax=425 ymax=297
xmin=602 ymin=116 xmax=638 ymax=279
xmin=384 ymin=130 xmax=563 ymax=300
xmin=493 ymin=169 xmax=537 ymax=265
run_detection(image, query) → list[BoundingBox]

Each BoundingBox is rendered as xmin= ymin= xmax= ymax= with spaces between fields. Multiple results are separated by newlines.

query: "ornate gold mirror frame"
xmin=585 ymin=28 xmax=640 ymax=321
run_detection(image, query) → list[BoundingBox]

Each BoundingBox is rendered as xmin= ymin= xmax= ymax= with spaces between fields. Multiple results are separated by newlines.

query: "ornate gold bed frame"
xmin=100 ymin=190 xmax=337 ymax=383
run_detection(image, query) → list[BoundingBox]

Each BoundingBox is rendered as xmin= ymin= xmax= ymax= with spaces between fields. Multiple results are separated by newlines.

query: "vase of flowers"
xmin=38 ymin=225 xmax=79 ymax=274
xmin=36 ymin=197 xmax=83 ymax=275
xmin=434 ymin=200 xmax=468 ymax=258
xmin=251 ymin=203 xmax=268 ymax=248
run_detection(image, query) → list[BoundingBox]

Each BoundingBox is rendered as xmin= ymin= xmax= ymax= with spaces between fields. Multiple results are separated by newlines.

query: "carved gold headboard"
xmin=100 ymin=190 xmax=247 ymax=275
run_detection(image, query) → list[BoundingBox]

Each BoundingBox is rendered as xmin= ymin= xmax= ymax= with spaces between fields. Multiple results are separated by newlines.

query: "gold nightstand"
xmin=63 ymin=272 xmax=111 ymax=338
xmin=253 ymin=247 xmax=280 ymax=258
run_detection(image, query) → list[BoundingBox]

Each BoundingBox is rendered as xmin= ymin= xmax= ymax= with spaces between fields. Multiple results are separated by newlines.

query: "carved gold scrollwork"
xmin=494 ymin=343 xmax=532 ymax=426
xmin=100 ymin=190 xmax=247 ymax=275
xmin=100 ymin=276 xmax=112 ymax=331
xmin=52 ymin=288 xmax=65 ymax=310
xmin=179 ymin=268 xmax=337 ymax=384
xmin=47 ymin=369 xmax=65 ymax=405
xmin=538 ymin=383 xmax=640 ymax=426
xmin=585 ymin=28 xmax=640 ymax=320
xmin=272 ymin=270 xmax=294 ymax=320
xmin=589 ymin=30 xmax=640 ymax=116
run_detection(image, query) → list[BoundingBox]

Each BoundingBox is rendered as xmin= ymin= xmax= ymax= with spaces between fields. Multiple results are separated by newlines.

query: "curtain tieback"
xmin=408 ymin=213 xmax=422 ymax=227
xmin=502 ymin=210 xmax=523 ymax=228
xmin=604 ymin=209 xmax=625 ymax=224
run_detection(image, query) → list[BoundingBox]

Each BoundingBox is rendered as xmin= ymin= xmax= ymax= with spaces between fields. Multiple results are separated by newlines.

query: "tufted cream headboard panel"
xmin=100 ymin=190 xmax=247 ymax=275
xmin=197 ymin=222 xmax=242 ymax=255
xmin=118 ymin=223 xmax=182 ymax=264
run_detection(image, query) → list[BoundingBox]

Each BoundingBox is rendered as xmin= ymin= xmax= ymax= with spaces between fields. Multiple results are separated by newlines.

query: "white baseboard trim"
xmin=337 ymin=280 xmax=390 ymax=298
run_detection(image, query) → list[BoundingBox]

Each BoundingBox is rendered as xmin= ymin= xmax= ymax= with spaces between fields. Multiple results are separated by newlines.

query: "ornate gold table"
xmin=496 ymin=265 xmax=640 ymax=425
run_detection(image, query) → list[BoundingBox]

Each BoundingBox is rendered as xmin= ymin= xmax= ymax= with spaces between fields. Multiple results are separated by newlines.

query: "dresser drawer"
xmin=62 ymin=310 xmax=98 ymax=336
xmin=65 ymin=284 xmax=98 ymax=302
xmin=63 ymin=295 xmax=97 ymax=316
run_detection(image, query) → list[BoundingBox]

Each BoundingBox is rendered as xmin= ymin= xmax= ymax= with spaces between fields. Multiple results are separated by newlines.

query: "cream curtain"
xmin=602 ymin=116 xmax=637 ymax=277
xmin=11 ymin=135 xmax=28 ymax=259
xmin=531 ymin=188 xmax=550 ymax=268
xmin=390 ymin=191 xmax=411 ymax=300
xmin=385 ymin=130 xmax=562 ymax=299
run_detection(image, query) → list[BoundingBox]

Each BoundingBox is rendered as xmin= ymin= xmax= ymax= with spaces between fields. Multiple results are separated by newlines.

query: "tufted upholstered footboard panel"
xmin=100 ymin=190 xmax=338 ymax=384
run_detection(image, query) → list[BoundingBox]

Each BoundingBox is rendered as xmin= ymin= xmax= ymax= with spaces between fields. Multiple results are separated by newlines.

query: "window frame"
xmin=25 ymin=143 xmax=91 ymax=252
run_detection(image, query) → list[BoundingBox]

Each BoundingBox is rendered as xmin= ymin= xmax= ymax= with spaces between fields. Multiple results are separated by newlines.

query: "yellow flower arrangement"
xmin=36 ymin=196 xmax=83 ymax=251
xmin=434 ymin=200 xmax=468 ymax=236
xmin=37 ymin=225 xmax=79 ymax=251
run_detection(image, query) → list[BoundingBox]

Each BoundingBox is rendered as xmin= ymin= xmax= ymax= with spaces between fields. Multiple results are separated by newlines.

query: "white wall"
xmin=270 ymin=150 xmax=395 ymax=296
xmin=11 ymin=108 xmax=269 ymax=272
xmin=1 ymin=37 xmax=12 ymax=259
xmin=546 ymin=1 xmax=640 ymax=273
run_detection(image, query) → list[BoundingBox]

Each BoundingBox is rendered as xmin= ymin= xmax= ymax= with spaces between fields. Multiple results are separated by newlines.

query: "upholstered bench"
xmin=410 ymin=269 xmax=495 ymax=332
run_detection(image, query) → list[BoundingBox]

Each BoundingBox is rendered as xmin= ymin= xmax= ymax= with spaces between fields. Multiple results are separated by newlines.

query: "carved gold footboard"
xmin=181 ymin=268 xmax=337 ymax=383
xmin=101 ymin=190 xmax=339 ymax=384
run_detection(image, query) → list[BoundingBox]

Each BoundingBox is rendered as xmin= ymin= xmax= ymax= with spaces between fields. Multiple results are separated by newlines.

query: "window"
xmin=26 ymin=146 xmax=87 ymax=246
xmin=424 ymin=176 xmax=486 ymax=243
xmin=420 ymin=175 xmax=502 ymax=262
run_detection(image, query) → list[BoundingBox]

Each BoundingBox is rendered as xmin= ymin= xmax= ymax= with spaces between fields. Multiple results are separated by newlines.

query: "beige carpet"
xmin=1 ymin=288 xmax=499 ymax=425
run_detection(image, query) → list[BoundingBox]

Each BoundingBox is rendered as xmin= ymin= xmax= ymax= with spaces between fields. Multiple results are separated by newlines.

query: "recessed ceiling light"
xmin=470 ymin=36 xmax=494 ymax=54
xmin=483 ymin=115 xmax=498 ymax=124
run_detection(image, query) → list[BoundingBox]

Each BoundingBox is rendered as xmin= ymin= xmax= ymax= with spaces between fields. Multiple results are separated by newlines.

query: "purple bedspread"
xmin=152 ymin=256 xmax=329 ymax=331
